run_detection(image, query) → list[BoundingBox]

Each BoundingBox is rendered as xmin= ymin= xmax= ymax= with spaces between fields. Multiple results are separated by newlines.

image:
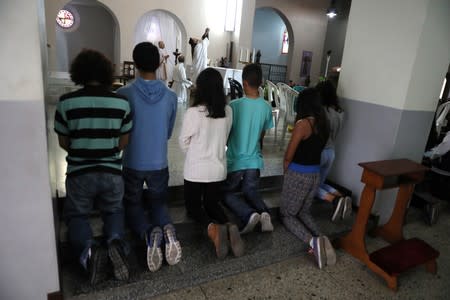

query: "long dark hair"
xmin=315 ymin=80 xmax=342 ymax=112
xmin=295 ymin=88 xmax=330 ymax=142
xmin=193 ymin=68 xmax=226 ymax=118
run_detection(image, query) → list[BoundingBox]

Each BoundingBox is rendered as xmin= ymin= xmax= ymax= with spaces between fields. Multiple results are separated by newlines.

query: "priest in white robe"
xmin=172 ymin=55 xmax=192 ymax=104
xmin=156 ymin=40 xmax=170 ymax=82
xmin=190 ymin=28 xmax=210 ymax=84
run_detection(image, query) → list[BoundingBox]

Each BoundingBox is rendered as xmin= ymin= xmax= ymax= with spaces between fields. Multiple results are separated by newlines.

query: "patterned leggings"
xmin=280 ymin=169 xmax=321 ymax=243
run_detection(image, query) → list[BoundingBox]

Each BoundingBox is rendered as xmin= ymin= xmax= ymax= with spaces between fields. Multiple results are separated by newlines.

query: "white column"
xmin=0 ymin=0 xmax=60 ymax=299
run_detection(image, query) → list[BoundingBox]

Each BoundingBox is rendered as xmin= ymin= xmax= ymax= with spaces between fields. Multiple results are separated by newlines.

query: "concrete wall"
xmin=255 ymin=0 xmax=329 ymax=85
xmin=252 ymin=8 xmax=288 ymax=66
xmin=55 ymin=3 xmax=116 ymax=71
xmin=0 ymin=0 xmax=60 ymax=299
xmin=331 ymin=0 xmax=450 ymax=223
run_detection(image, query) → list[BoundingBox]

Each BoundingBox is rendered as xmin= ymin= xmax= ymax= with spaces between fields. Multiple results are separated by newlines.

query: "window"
xmin=281 ymin=30 xmax=289 ymax=54
xmin=56 ymin=9 xmax=75 ymax=29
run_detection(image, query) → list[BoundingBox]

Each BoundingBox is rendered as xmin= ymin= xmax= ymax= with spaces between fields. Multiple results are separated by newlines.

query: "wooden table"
xmin=338 ymin=159 xmax=439 ymax=291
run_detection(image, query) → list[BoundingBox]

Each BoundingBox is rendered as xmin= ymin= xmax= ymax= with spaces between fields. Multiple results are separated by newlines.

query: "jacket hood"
xmin=133 ymin=77 xmax=166 ymax=104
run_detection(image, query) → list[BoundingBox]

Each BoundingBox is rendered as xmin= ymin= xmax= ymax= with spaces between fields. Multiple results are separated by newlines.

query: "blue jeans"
xmin=64 ymin=172 xmax=126 ymax=268
xmin=316 ymin=148 xmax=338 ymax=199
xmin=123 ymin=167 xmax=172 ymax=239
xmin=223 ymin=169 xmax=268 ymax=227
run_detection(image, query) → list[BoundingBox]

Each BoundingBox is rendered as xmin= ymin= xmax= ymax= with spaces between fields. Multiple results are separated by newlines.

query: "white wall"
xmin=332 ymin=0 xmax=450 ymax=224
xmin=255 ymin=0 xmax=329 ymax=84
xmin=252 ymin=8 xmax=289 ymax=66
xmin=0 ymin=0 xmax=60 ymax=299
xmin=338 ymin=0 xmax=449 ymax=112
xmin=56 ymin=3 xmax=116 ymax=72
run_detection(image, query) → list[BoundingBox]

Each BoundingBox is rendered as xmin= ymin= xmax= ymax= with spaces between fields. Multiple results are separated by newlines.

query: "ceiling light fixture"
xmin=326 ymin=0 xmax=338 ymax=18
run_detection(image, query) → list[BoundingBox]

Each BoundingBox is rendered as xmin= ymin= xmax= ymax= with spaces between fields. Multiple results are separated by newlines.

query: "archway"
xmin=134 ymin=10 xmax=187 ymax=82
xmin=54 ymin=0 xmax=120 ymax=72
xmin=251 ymin=7 xmax=294 ymax=83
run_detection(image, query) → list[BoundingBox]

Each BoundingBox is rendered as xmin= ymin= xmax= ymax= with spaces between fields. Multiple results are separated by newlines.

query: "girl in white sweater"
xmin=179 ymin=68 xmax=244 ymax=259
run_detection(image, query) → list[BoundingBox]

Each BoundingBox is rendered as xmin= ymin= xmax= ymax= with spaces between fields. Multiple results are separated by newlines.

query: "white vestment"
xmin=172 ymin=63 xmax=192 ymax=103
xmin=191 ymin=37 xmax=209 ymax=84
xmin=156 ymin=48 xmax=168 ymax=81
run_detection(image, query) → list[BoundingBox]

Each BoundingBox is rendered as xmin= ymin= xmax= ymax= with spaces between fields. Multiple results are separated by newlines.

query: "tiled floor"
xmin=63 ymin=197 xmax=450 ymax=300
xmin=153 ymin=203 xmax=450 ymax=300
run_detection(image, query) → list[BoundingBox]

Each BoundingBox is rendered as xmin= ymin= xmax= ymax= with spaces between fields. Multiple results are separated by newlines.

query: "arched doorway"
xmin=251 ymin=7 xmax=294 ymax=83
xmin=54 ymin=0 xmax=120 ymax=72
xmin=134 ymin=10 xmax=187 ymax=82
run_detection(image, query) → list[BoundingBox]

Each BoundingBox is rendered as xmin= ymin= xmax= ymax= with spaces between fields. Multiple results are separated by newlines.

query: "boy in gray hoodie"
xmin=117 ymin=42 xmax=181 ymax=272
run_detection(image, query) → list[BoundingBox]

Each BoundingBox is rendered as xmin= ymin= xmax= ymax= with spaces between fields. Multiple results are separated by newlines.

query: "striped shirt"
xmin=54 ymin=86 xmax=132 ymax=176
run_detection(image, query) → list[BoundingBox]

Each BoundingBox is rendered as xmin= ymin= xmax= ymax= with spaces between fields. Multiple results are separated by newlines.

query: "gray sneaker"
xmin=322 ymin=236 xmax=336 ymax=266
xmin=163 ymin=224 xmax=182 ymax=266
xmin=312 ymin=236 xmax=326 ymax=269
xmin=331 ymin=197 xmax=345 ymax=222
xmin=260 ymin=212 xmax=274 ymax=232
xmin=146 ymin=227 xmax=163 ymax=272
xmin=240 ymin=212 xmax=260 ymax=234
xmin=342 ymin=196 xmax=352 ymax=220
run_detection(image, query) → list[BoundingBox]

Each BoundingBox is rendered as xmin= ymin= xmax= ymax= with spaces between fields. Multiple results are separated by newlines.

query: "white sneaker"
xmin=322 ymin=236 xmax=336 ymax=266
xmin=163 ymin=224 xmax=182 ymax=266
xmin=260 ymin=212 xmax=274 ymax=232
xmin=240 ymin=212 xmax=260 ymax=234
xmin=331 ymin=197 xmax=345 ymax=222
xmin=146 ymin=227 xmax=163 ymax=272
xmin=342 ymin=196 xmax=352 ymax=220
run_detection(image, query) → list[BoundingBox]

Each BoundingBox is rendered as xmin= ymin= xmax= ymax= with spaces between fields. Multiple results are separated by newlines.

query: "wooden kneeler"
xmin=337 ymin=159 xmax=439 ymax=291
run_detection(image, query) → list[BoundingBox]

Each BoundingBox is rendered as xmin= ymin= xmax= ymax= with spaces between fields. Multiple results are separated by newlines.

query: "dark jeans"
xmin=123 ymin=167 xmax=172 ymax=239
xmin=64 ymin=172 xmax=126 ymax=267
xmin=223 ymin=169 xmax=268 ymax=226
xmin=184 ymin=180 xmax=229 ymax=226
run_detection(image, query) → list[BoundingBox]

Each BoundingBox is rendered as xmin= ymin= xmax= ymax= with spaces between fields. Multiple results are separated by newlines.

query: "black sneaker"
xmin=87 ymin=245 xmax=108 ymax=285
xmin=108 ymin=240 xmax=129 ymax=281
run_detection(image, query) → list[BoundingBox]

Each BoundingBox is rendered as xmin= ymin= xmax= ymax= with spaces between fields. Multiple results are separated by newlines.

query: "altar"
xmin=186 ymin=65 xmax=243 ymax=94
xmin=211 ymin=66 xmax=243 ymax=94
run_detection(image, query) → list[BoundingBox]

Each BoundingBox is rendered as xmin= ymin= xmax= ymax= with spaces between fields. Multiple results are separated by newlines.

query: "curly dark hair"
xmin=242 ymin=63 xmax=262 ymax=88
xmin=193 ymin=68 xmax=226 ymax=118
xmin=315 ymin=80 xmax=342 ymax=112
xmin=70 ymin=49 xmax=113 ymax=87
xmin=133 ymin=42 xmax=159 ymax=72
xmin=295 ymin=87 xmax=330 ymax=143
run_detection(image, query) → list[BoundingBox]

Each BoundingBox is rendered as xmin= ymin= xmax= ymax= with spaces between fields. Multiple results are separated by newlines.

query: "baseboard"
xmin=48 ymin=291 xmax=63 ymax=300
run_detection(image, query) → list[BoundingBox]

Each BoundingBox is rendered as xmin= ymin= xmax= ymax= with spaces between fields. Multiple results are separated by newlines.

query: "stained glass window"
xmin=56 ymin=10 xmax=75 ymax=29
xmin=281 ymin=30 xmax=289 ymax=54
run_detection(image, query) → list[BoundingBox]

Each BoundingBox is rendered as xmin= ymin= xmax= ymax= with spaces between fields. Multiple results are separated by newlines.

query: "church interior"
xmin=1 ymin=0 xmax=450 ymax=299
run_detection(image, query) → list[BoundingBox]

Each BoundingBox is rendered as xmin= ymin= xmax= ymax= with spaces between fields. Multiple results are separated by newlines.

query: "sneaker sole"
xmin=260 ymin=213 xmax=274 ymax=232
xmin=228 ymin=224 xmax=245 ymax=257
xmin=322 ymin=236 xmax=336 ymax=266
xmin=240 ymin=213 xmax=260 ymax=234
xmin=165 ymin=240 xmax=182 ymax=265
xmin=332 ymin=198 xmax=344 ymax=222
xmin=147 ymin=246 xmax=163 ymax=272
xmin=89 ymin=247 xmax=108 ymax=285
xmin=109 ymin=246 xmax=129 ymax=281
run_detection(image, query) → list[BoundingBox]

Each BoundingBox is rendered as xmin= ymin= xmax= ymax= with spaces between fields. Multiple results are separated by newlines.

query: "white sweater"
xmin=179 ymin=105 xmax=232 ymax=182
